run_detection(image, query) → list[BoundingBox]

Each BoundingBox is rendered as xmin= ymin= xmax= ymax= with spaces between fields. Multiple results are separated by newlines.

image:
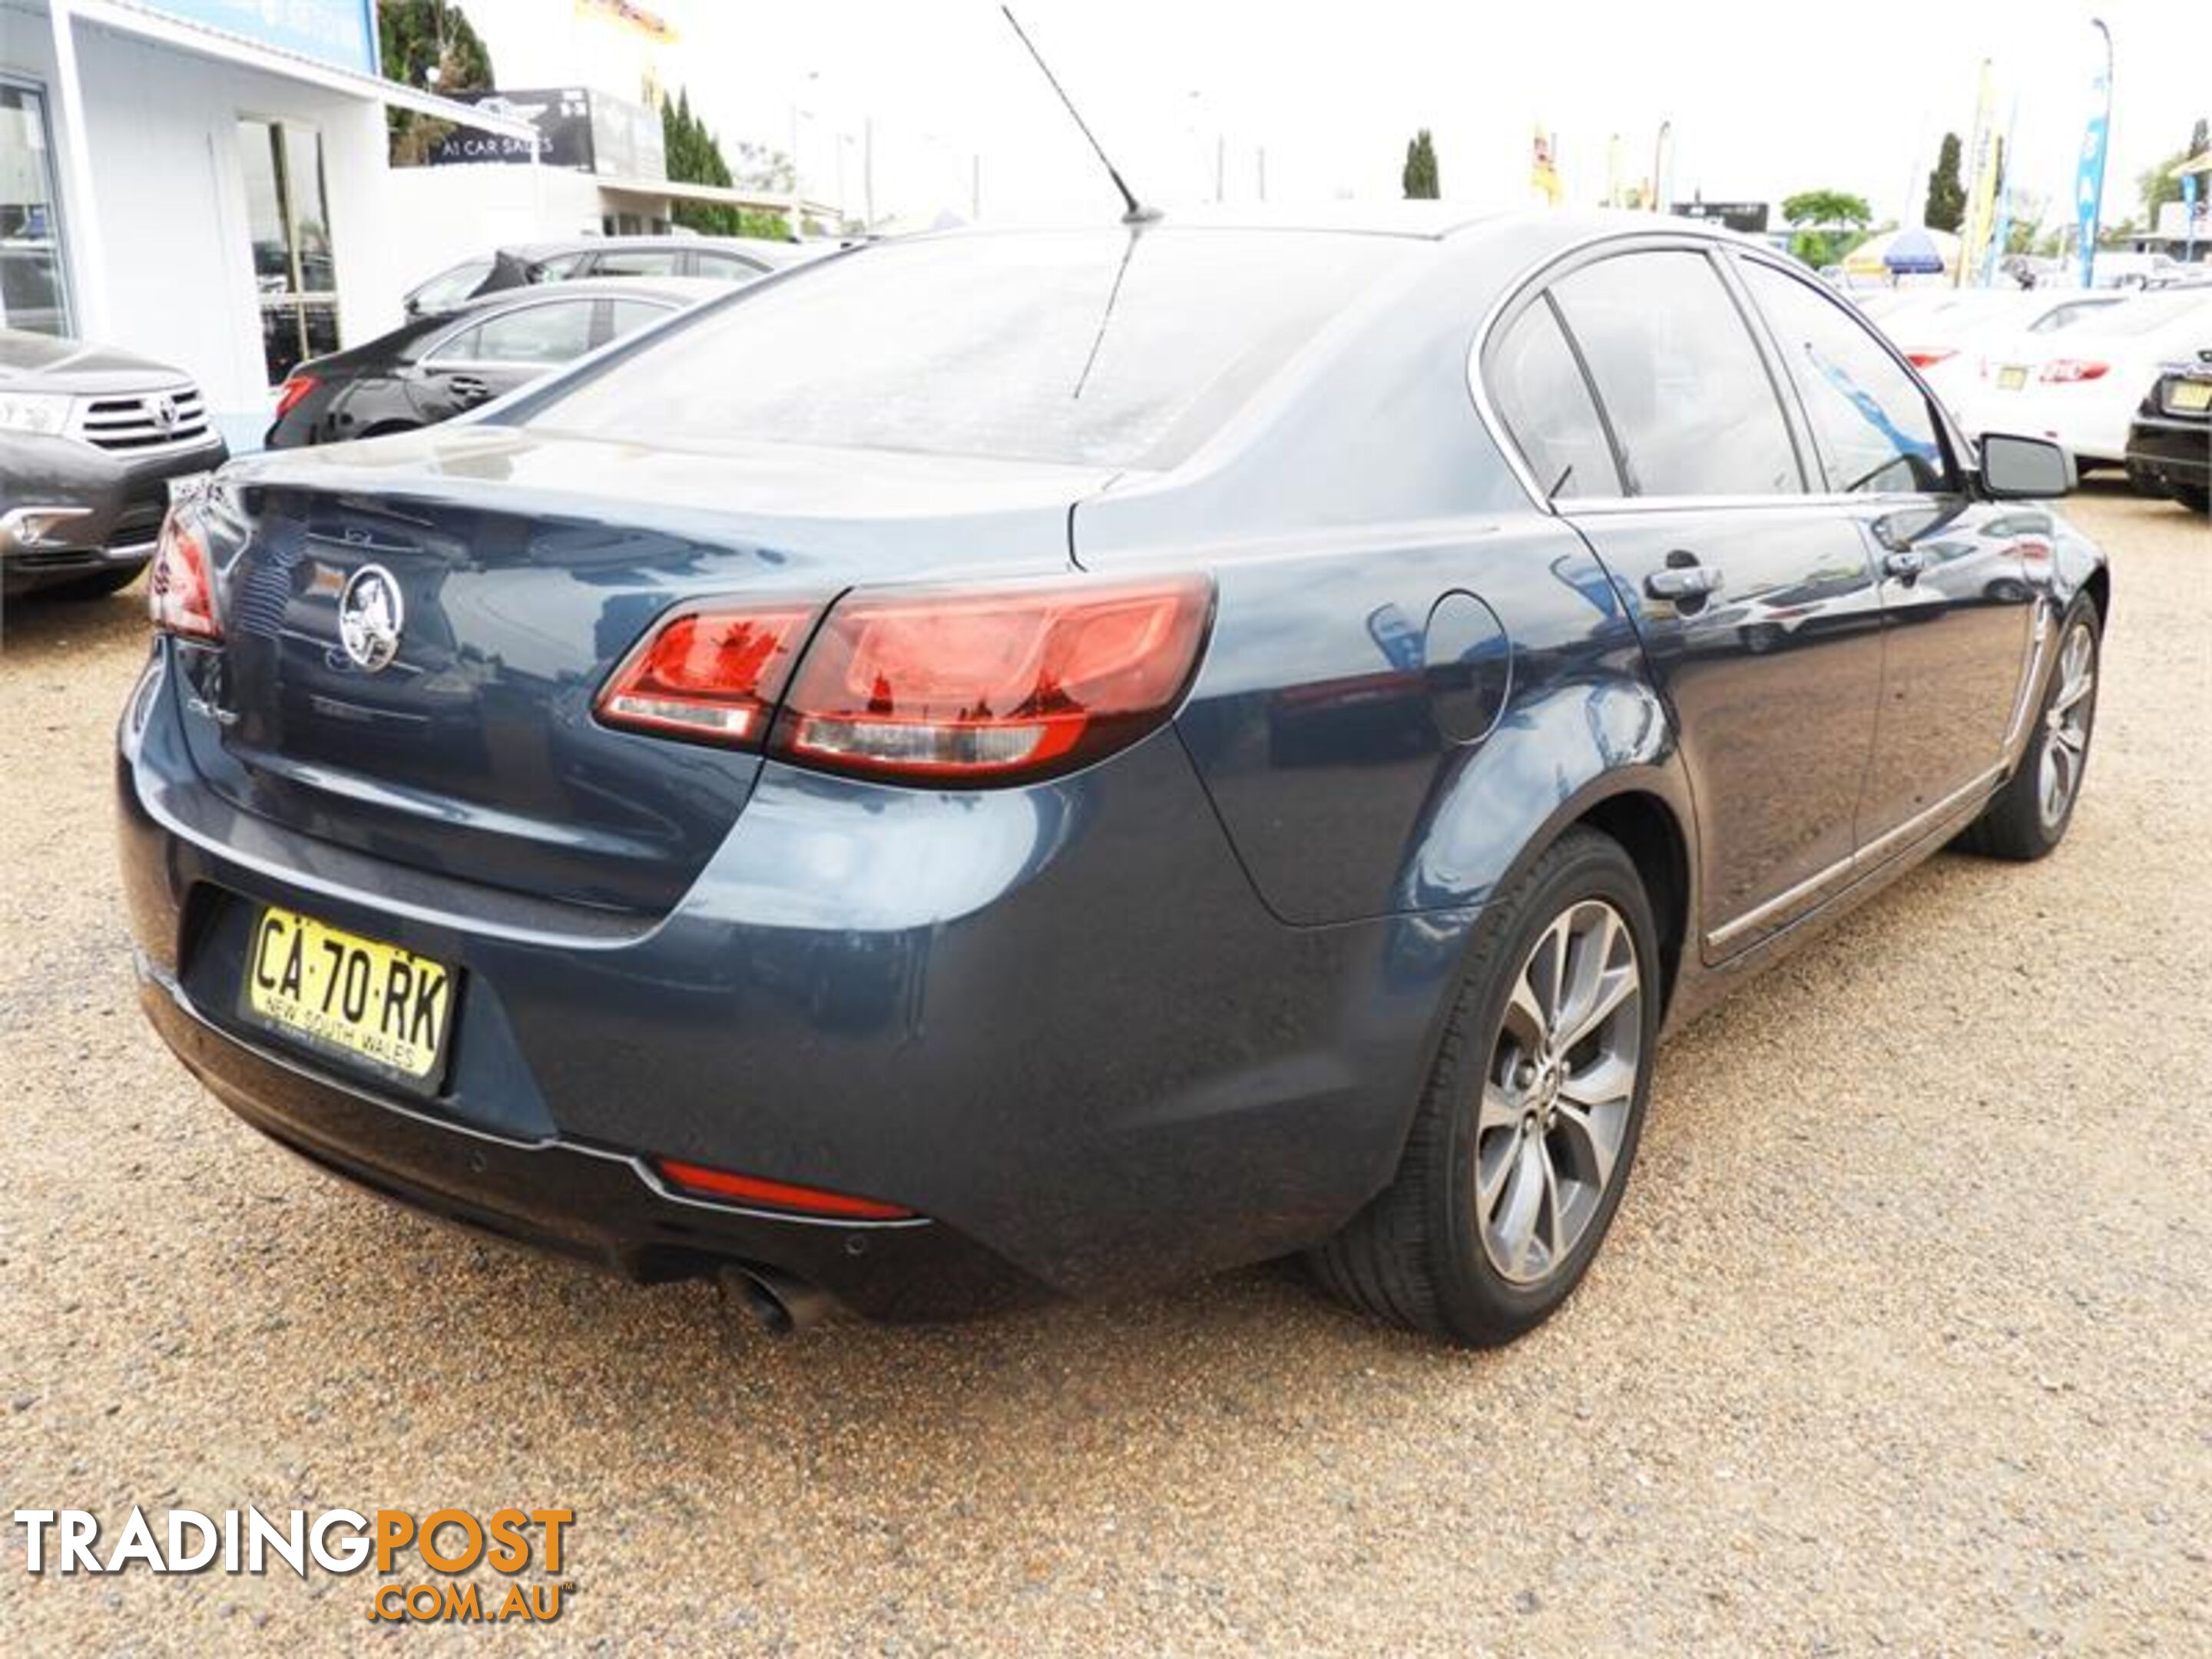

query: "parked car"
xmin=1876 ymin=290 xmax=2127 ymax=412
xmin=121 ymin=211 xmax=2106 ymax=1346
xmin=2088 ymin=251 xmax=2176 ymax=290
xmin=2125 ymin=352 xmax=2212 ymax=512
xmin=402 ymin=235 xmax=816 ymax=317
xmin=264 ymin=277 xmax=726 ymax=449
xmin=1 ymin=328 xmax=226 ymax=598
xmin=1954 ymin=288 xmax=2212 ymax=471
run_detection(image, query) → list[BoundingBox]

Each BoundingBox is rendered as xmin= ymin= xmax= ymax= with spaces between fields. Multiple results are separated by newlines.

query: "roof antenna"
xmin=1000 ymin=5 xmax=1160 ymax=225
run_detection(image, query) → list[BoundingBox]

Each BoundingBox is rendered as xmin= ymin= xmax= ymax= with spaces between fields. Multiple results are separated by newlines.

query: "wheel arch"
xmin=1572 ymin=787 xmax=1692 ymax=1018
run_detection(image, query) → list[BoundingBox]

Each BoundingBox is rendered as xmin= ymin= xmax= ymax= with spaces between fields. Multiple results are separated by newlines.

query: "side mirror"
xmin=1979 ymin=432 xmax=2075 ymax=499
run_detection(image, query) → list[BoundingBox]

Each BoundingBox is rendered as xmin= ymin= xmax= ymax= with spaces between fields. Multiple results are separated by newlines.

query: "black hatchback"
xmin=263 ymin=277 xmax=724 ymax=450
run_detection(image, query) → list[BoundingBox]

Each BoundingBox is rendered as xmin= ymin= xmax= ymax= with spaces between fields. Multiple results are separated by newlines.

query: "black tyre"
xmin=45 ymin=564 xmax=145 ymax=601
xmin=2124 ymin=460 xmax=2169 ymax=499
xmin=1960 ymin=596 xmax=2101 ymax=861
xmin=1310 ymin=829 xmax=1660 ymax=1346
xmin=2172 ymin=483 xmax=2210 ymax=515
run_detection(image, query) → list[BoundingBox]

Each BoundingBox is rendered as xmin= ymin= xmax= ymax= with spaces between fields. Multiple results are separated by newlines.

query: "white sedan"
xmin=1874 ymin=290 xmax=2128 ymax=412
xmin=1954 ymin=290 xmax=2212 ymax=469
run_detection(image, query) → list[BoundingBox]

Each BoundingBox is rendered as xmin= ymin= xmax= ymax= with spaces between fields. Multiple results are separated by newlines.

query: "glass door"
xmin=239 ymin=118 xmax=339 ymax=384
xmin=0 ymin=80 xmax=73 ymax=336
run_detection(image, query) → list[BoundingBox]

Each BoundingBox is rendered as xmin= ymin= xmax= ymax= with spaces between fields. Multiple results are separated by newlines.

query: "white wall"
xmin=1 ymin=11 xmax=408 ymax=431
xmin=1 ymin=8 xmax=644 ymax=438
xmin=382 ymin=161 xmax=608 ymax=286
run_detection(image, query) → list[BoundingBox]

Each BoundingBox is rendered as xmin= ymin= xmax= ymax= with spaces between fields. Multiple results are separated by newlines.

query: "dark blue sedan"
xmin=120 ymin=210 xmax=2108 ymax=1344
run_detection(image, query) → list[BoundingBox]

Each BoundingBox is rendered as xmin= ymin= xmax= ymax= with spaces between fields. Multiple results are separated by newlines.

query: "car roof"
xmin=495 ymin=233 xmax=814 ymax=266
xmin=900 ymin=204 xmax=1770 ymax=253
xmin=450 ymin=276 xmax=730 ymax=312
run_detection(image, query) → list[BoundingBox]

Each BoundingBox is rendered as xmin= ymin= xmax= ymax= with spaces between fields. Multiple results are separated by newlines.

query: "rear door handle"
xmin=1644 ymin=565 xmax=1724 ymax=601
xmin=1883 ymin=548 xmax=1926 ymax=581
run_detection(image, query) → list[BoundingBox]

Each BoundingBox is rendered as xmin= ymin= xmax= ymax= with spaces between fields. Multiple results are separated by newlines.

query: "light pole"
xmin=786 ymin=68 xmax=819 ymax=215
xmin=1651 ymin=120 xmax=1671 ymax=213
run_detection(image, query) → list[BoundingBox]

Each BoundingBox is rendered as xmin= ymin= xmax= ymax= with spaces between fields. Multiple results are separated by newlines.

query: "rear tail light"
xmin=1906 ymin=349 xmax=1956 ymax=368
xmin=2038 ymin=359 xmax=2109 ymax=383
xmin=595 ymin=601 xmax=821 ymax=743
xmin=776 ymin=575 xmax=1214 ymax=782
xmin=147 ymin=506 xmax=220 ymax=641
xmin=272 ymin=374 xmax=319 ymax=419
xmin=597 ymin=574 xmax=1214 ymax=783
xmin=654 ymin=1157 xmax=916 ymax=1220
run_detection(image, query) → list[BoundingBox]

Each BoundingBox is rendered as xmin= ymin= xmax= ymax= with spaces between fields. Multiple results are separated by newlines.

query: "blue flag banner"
xmin=2075 ymin=48 xmax=2111 ymax=288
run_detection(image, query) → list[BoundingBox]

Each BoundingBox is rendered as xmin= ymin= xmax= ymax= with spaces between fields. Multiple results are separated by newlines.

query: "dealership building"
xmin=0 ymin=0 xmax=531 ymax=441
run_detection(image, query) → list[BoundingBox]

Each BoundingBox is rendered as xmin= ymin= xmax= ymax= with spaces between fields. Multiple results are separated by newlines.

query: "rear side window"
xmin=527 ymin=230 xmax=1410 ymax=469
xmin=439 ymin=300 xmax=598 ymax=366
xmin=607 ymin=298 xmax=675 ymax=339
xmin=409 ymin=259 xmax=491 ymax=312
xmin=691 ymin=250 xmax=767 ymax=281
xmin=590 ymin=248 xmax=683 ymax=277
xmin=1487 ymin=298 xmax=1620 ymax=499
xmin=1740 ymin=260 xmax=1952 ymax=495
xmin=1550 ymin=250 xmax=1803 ymax=498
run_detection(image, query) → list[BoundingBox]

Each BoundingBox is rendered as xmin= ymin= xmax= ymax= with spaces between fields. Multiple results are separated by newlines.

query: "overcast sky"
xmin=472 ymin=0 xmax=2205 ymax=233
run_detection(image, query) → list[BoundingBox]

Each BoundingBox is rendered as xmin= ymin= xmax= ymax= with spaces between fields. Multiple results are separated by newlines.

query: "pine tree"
xmin=661 ymin=88 xmax=791 ymax=239
xmin=1402 ymin=129 xmax=1439 ymax=200
xmin=1923 ymin=133 xmax=1965 ymax=232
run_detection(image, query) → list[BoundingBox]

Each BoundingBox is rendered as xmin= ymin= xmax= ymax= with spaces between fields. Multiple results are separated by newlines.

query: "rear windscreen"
xmin=522 ymin=229 xmax=1412 ymax=470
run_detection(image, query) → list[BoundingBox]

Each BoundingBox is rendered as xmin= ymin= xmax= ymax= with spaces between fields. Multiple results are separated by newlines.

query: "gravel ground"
xmin=2 ymin=487 xmax=2207 ymax=1655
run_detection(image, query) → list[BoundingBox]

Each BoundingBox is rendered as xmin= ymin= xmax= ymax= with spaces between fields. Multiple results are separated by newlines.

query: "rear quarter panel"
xmin=1074 ymin=226 xmax=1694 ymax=931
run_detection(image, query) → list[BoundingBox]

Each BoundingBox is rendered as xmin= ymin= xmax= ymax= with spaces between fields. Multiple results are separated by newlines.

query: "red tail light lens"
xmin=272 ymin=374 xmax=318 ymax=419
xmin=147 ymin=507 xmax=220 ymax=641
xmin=654 ymin=1157 xmax=916 ymax=1220
xmin=1906 ymin=349 xmax=1956 ymax=368
xmin=595 ymin=601 xmax=822 ymax=744
xmin=2038 ymin=359 xmax=2109 ymax=383
xmin=772 ymin=575 xmax=1214 ymax=782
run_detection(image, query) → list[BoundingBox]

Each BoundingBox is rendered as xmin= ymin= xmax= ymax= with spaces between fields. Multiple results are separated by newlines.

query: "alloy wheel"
xmin=2038 ymin=621 xmax=2096 ymax=830
xmin=1475 ymin=899 xmax=1644 ymax=1284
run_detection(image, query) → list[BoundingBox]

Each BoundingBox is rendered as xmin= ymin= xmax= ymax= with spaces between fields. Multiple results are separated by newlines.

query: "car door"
xmin=1733 ymin=257 xmax=2036 ymax=853
xmin=409 ymin=296 xmax=603 ymax=424
xmin=1490 ymin=245 xmax=1887 ymax=958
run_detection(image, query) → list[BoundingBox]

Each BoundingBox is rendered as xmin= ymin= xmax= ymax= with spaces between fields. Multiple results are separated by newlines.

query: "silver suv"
xmin=1 ymin=328 xmax=227 ymax=600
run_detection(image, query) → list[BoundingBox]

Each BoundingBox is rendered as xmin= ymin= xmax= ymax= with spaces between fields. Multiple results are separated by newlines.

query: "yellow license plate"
xmin=243 ymin=906 xmax=454 ymax=1085
xmin=1998 ymin=366 xmax=2028 ymax=391
xmin=2169 ymin=379 xmax=2212 ymax=412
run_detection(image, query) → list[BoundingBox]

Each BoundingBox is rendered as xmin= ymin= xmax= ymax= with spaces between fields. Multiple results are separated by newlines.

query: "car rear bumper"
xmin=2125 ymin=414 xmax=2210 ymax=489
xmin=118 ymin=644 xmax=1465 ymax=1318
xmin=134 ymin=953 xmax=1040 ymax=1318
